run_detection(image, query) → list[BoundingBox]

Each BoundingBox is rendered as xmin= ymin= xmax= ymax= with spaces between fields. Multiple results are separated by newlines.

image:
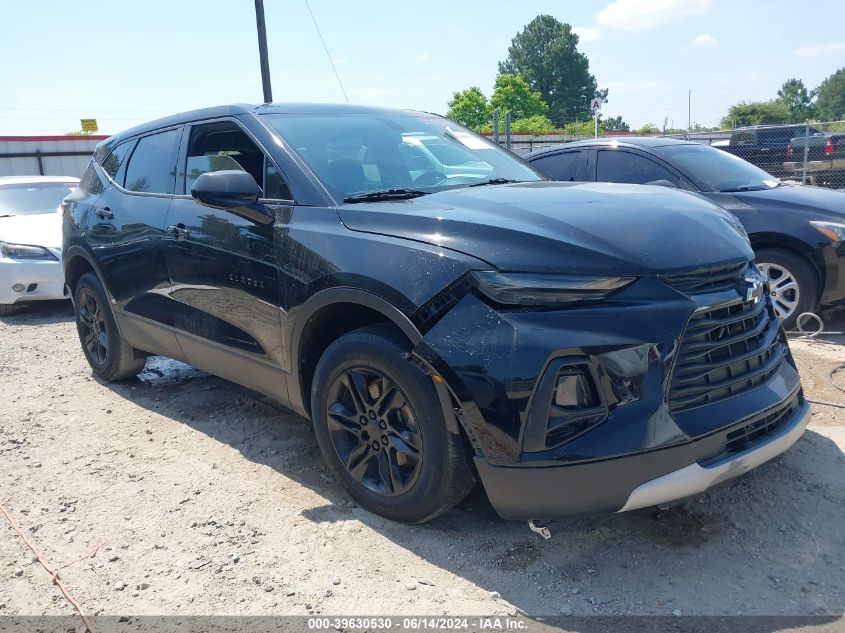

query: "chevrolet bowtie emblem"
xmin=744 ymin=276 xmax=765 ymax=304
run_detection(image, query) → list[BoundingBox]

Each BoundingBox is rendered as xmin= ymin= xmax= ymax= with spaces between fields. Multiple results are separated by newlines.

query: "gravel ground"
xmin=1 ymin=301 xmax=843 ymax=623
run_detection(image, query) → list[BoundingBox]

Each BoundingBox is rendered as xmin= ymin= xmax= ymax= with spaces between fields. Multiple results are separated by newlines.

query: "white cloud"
xmin=352 ymin=88 xmax=395 ymax=100
xmin=597 ymin=0 xmax=711 ymax=30
xmin=794 ymin=42 xmax=845 ymax=57
xmin=417 ymin=52 xmax=430 ymax=62
xmin=689 ymin=33 xmax=718 ymax=48
xmin=573 ymin=26 xmax=601 ymax=43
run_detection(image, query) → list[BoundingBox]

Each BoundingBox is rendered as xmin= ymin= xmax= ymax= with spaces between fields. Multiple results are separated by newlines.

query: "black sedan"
xmin=526 ymin=137 xmax=845 ymax=329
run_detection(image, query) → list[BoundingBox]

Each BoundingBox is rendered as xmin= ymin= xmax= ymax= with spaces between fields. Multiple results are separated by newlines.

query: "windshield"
xmin=0 ymin=182 xmax=76 ymax=216
xmin=262 ymin=113 xmax=542 ymax=200
xmin=657 ymin=143 xmax=780 ymax=192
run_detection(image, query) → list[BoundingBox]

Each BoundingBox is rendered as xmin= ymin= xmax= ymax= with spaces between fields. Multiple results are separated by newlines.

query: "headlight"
xmin=471 ymin=271 xmax=634 ymax=306
xmin=810 ymin=221 xmax=845 ymax=242
xmin=0 ymin=241 xmax=58 ymax=261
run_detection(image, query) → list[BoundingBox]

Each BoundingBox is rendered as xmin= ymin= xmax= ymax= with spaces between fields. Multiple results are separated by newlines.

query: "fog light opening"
xmin=26 ymin=283 xmax=37 ymax=293
xmin=11 ymin=283 xmax=26 ymax=293
xmin=554 ymin=367 xmax=599 ymax=409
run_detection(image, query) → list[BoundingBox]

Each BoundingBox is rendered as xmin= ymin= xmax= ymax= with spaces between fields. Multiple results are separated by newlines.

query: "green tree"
xmin=509 ymin=115 xmax=555 ymax=133
xmin=720 ymin=100 xmax=789 ymax=128
xmin=777 ymin=78 xmax=814 ymax=122
xmin=603 ymin=115 xmax=629 ymax=132
xmin=813 ymin=67 xmax=845 ymax=121
xmin=560 ymin=120 xmax=595 ymax=137
xmin=638 ymin=122 xmax=659 ymax=134
xmin=446 ymin=86 xmax=491 ymax=130
xmin=490 ymin=74 xmax=549 ymax=120
xmin=498 ymin=15 xmax=603 ymax=126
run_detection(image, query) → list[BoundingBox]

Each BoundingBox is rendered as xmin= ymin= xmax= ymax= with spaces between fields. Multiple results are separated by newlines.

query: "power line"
xmin=303 ymin=0 xmax=349 ymax=103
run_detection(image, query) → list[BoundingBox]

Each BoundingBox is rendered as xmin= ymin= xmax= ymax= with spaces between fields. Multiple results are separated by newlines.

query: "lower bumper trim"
xmin=617 ymin=400 xmax=810 ymax=512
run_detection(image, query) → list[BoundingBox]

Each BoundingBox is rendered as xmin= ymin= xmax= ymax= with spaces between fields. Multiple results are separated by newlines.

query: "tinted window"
xmin=185 ymin=121 xmax=291 ymax=199
xmin=124 ymin=129 xmax=180 ymax=194
xmin=265 ymin=161 xmax=292 ymax=200
xmin=532 ymin=151 xmax=581 ymax=181
xmin=101 ymin=141 xmax=133 ymax=181
xmin=596 ymin=150 xmax=678 ymax=186
xmin=0 ymin=182 xmax=76 ymax=216
xmin=78 ymin=162 xmax=104 ymax=196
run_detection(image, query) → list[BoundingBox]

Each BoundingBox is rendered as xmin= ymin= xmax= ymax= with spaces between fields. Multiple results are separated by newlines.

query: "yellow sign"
xmin=80 ymin=119 xmax=98 ymax=133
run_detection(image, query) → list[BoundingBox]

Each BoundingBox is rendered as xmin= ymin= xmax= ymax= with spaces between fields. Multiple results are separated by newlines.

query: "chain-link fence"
xmin=489 ymin=120 xmax=845 ymax=190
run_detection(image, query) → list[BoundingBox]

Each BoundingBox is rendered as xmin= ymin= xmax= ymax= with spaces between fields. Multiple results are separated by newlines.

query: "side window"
xmin=124 ymin=129 xmax=180 ymax=194
xmin=78 ymin=161 xmax=104 ymax=196
xmin=596 ymin=150 xmax=679 ymax=186
xmin=185 ymin=121 xmax=291 ymax=200
xmin=101 ymin=141 xmax=133 ymax=182
xmin=532 ymin=151 xmax=581 ymax=181
xmin=265 ymin=161 xmax=292 ymax=200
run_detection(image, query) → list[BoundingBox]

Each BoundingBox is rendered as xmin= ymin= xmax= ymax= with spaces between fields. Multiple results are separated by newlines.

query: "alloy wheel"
xmin=325 ymin=367 xmax=423 ymax=496
xmin=758 ymin=262 xmax=800 ymax=322
xmin=78 ymin=288 xmax=109 ymax=365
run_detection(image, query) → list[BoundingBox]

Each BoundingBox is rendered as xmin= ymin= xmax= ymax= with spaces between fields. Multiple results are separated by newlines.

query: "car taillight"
xmin=824 ymin=139 xmax=834 ymax=157
xmin=786 ymin=144 xmax=792 ymax=159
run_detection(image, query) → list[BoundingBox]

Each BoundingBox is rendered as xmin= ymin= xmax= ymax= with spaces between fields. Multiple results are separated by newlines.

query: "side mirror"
xmin=645 ymin=179 xmax=678 ymax=188
xmin=191 ymin=170 xmax=274 ymax=225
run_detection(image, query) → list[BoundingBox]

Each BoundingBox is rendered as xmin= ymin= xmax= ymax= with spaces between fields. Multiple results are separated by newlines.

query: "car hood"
xmin=337 ymin=181 xmax=753 ymax=276
xmin=718 ymin=184 xmax=845 ymax=222
xmin=0 ymin=212 xmax=62 ymax=251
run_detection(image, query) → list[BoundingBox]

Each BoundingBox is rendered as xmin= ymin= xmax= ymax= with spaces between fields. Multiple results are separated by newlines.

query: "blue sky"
xmin=2 ymin=0 xmax=844 ymax=134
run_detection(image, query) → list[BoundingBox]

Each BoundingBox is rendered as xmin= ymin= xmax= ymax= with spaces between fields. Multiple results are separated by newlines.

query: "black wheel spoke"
xmin=341 ymin=371 xmax=369 ymax=413
xmin=377 ymin=448 xmax=399 ymax=494
xmin=346 ymin=443 xmax=373 ymax=481
xmin=387 ymin=431 xmax=420 ymax=456
xmin=326 ymin=404 xmax=361 ymax=435
xmin=375 ymin=385 xmax=404 ymax=417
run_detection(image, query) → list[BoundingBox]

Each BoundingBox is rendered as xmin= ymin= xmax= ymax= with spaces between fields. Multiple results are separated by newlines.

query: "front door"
xmin=163 ymin=119 xmax=294 ymax=400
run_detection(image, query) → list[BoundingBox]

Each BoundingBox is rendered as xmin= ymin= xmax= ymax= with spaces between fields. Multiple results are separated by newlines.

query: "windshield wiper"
xmin=468 ymin=178 xmax=522 ymax=187
xmin=343 ymin=189 xmax=429 ymax=203
xmin=719 ymin=185 xmax=770 ymax=193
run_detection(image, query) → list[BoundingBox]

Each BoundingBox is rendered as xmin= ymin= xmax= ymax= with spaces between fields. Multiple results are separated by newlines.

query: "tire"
xmin=0 ymin=304 xmax=17 ymax=316
xmin=311 ymin=324 xmax=475 ymax=523
xmin=73 ymin=272 xmax=146 ymax=381
xmin=755 ymin=248 xmax=819 ymax=331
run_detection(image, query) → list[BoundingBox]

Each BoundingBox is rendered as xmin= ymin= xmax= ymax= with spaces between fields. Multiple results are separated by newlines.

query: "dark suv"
xmin=63 ymin=104 xmax=809 ymax=523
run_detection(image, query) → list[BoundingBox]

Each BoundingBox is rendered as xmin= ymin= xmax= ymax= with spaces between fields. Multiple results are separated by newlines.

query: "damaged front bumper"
xmin=414 ymin=275 xmax=806 ymax=520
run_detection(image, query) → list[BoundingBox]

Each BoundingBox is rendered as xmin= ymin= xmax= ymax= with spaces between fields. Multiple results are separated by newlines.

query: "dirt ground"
xmin=1 ymin=301 xmax=843 ymax=623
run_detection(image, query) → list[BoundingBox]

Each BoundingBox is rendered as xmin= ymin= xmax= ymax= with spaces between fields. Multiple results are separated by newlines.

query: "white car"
xmin=0 ymin=176 xmax=79 ymax=315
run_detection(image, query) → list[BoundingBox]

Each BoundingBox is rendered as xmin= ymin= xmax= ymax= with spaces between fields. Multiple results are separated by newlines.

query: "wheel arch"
xmin=290 ymin=288 xmax=423 ymax=418
xmin=63 ymin=247 xmax=99 ymax=302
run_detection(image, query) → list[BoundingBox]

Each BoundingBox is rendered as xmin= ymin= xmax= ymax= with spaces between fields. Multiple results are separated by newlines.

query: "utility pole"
xmin=687 ymin=89 xmax=691 ymax=139
xmin=254 ymin=0 xmax=273 ymax=103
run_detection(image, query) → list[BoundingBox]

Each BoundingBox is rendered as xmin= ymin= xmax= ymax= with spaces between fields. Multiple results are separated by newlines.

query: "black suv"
xmin=63 ymin=104 xmax=808 ymax=523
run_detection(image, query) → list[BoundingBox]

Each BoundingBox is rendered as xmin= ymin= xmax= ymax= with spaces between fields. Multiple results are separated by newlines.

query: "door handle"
xmin=94 ymin=206 xmax=113 ymax=220
xmin=167 ymin=224 xmax=190 ymax=240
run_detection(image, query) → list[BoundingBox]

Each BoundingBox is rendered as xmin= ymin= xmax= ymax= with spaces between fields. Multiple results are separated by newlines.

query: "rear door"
xmin=92 ymin=127 xmax=182 ymax=354
xmin=529 ymin=149 xmax=585 ymax=181
xmin=163 ymin=118 xmax=294 ymax=397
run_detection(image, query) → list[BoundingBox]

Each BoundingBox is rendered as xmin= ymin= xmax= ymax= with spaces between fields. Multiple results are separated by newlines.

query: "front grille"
xmin=724 ymin=394 xmax=798 ymax=455
xmin=669 ymin=296 xmax=785 ymax=410
xmin=660 ymin=261 xmax=749 ymax=294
